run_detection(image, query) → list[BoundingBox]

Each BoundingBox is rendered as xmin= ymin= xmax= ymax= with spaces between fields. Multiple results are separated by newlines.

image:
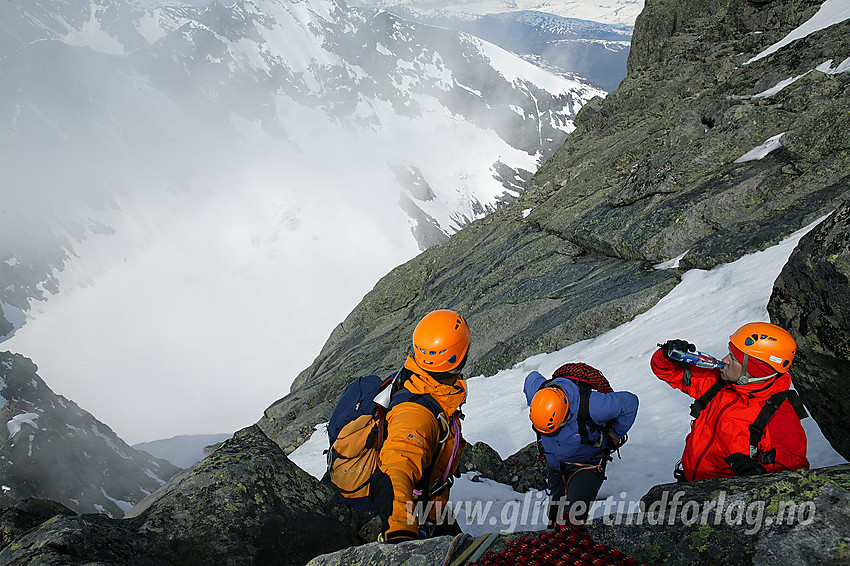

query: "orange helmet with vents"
xmin=412 ymin=310 xmax=471 ymax=373
xmin=530 ymin=387 xmax=571 ymax=434
xmin=729 ymin=322 xmax=796 ymax=374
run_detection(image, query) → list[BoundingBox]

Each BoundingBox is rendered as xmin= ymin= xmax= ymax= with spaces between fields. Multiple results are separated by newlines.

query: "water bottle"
xmin=659 ymin=344 xmax=726 ymax=369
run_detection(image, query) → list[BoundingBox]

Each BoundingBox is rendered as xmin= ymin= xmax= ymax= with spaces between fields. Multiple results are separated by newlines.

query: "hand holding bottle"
xmin=659 ymin=340 xmax=726 ymax=369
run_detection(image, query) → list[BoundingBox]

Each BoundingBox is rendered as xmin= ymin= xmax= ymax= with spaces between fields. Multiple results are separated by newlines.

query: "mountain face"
xmin=349 ymin=0 xmax=637 ymax=91
xmin=259 ymin=0 xmax=850 ymax=452
xmin=0 ymin=352 xmax=180 ymax=518
xmin=1 ymin=0 xmax=849 ymax=563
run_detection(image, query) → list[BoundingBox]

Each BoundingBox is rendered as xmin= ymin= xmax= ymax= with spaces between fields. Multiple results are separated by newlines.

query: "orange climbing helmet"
xmin=412 ymin=309 xmax=471 ymax=373
xmin=530 ymin=387 xmax=571 ymax=434
xmin=729 ymin=322 xmax=796 ymax=374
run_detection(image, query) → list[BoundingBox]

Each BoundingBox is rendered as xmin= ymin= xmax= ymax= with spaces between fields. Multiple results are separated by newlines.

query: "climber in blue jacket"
xmin=524 ymin=363 xmax=638 ymax=524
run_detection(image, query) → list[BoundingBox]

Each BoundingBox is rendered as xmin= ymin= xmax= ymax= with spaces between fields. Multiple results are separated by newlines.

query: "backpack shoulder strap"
xmin=748 ymin=390 xmax=808 ymax=454
xmin=689 ymin=378 xmax=727 ymax=418
xmin=539 ymin=378 xmax=607 ymax=445
xmin=576 ymin=381 xmax=596 ymax=445
xmin=577 ymin=381 xmax=618 ymax=446
xmin=785 ymin=389 xmax=809 ymax=419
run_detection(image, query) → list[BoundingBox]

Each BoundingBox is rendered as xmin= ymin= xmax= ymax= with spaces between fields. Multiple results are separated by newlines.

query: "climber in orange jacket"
xmin=652 ymin=322 xmax=809 ymax=481
xmin=374 ymin=310 xmax=468 ymax=543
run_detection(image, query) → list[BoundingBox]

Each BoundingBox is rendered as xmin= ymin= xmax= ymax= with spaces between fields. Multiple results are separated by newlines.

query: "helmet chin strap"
xmin=734 ymin=353 xmax=777 ymax=385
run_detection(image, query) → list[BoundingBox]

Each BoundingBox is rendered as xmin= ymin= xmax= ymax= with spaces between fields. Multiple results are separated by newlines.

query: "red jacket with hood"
xmin=651 ymin=349 xmax=809 ymax=481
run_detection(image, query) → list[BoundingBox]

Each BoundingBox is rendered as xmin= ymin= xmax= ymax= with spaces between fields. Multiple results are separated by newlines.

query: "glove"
xmin=660 ymin=339 xmax=695 ymax=365
xmin=725 ymin=453 xmax=766 ymax=476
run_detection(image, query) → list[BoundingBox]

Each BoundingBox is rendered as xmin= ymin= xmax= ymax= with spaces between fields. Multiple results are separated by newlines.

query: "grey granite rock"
xmin=768 ymin=202 xmax=850 ymax=461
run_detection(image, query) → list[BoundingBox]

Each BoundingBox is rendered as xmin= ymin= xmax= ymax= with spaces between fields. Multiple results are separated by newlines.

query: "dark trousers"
xmin=546 ymin=461 xmax=605 ymax=525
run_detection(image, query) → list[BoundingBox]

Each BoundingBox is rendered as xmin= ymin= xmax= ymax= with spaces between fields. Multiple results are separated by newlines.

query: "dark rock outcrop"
xmin=260 ymin=0 xmax=850 ymax=453
xmin=503 ymin=443 xmax=550 ymax=494
xmin=458 ymin=441 xmax=510 ymax=482
xmin=0 ymin=498 xmax=76 ymax=551
xmin=0 ymin=311 xmax=11 ymax=338
xmin=126 ymin=425 xmax=361 ymax=565
xmin=0 ymin=425 xmax=362 ymax=565
xmin=307 ymin=536 xmax=455 ymax=566
xmin=0 ymin=352 xmax=180 ymax=517
xmin=768 ymin=202 xmax=850 ymax=461
xmin=587 ymin=464 xmax=850 ymax=566
xmin=458 ymin=440 xmax=548 ymax=494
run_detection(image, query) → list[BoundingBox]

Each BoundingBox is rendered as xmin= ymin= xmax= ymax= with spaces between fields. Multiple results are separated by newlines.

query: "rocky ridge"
xmin=588 ymin=465 xmax=850 ymax=565
xmin=304 ymin=466 xmax=850 ymax=565
xmin=0 ymin=426 xmax=363 ymax=565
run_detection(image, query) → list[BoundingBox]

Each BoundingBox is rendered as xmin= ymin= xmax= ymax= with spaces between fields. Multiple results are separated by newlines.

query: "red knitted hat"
xmin=729 ymin=342 xmax=777 ymax=378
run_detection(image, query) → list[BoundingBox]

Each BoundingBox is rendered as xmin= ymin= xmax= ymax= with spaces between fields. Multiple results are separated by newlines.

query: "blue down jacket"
xmin=524 ymin=371 xmax=638 ymax=468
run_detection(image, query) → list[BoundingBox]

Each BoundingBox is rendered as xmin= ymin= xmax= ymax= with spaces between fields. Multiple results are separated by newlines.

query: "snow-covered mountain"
xmin=0 ymin=352 xmax=180 ymax=517
xmin=350 ymin=0 xmax=644 ymax=26
xmin=0 ymin=0 xmax=602 ymax=444
xmin=449 ymin=11 xmax=632 ymax=91
xmin=348 ymin=0 xmax=638 ymax=90
xmin=350 ymin=1 xmax=635 ymax=90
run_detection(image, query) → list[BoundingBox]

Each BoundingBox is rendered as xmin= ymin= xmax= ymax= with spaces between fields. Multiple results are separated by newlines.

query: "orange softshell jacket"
xmin=651 ymin=349 xmax=809 ymax=481
xmin=378 ymin=355 xmax=467 ymax=539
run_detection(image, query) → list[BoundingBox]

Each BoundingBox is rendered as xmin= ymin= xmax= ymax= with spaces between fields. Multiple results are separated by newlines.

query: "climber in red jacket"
xmin=652 ymin=322 xmax=809 ymax=481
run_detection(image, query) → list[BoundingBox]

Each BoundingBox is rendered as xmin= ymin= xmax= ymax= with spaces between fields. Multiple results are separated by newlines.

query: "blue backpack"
xmin=327 ymin=371 xmax=444 ymax=510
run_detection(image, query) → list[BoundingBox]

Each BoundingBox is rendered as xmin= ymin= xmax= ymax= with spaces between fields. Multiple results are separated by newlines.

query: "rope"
xmin=561 ymin=462 xmax=605 ymax=495
xmin=552 ymin=363 xmax=613 ymax=393
xmin=470 ymin=524 xmax=644 ymax=566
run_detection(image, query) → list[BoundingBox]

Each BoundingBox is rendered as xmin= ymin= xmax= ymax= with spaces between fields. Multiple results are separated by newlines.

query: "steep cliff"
xmin=768 ymin=202 xmax=850 ymax=461
xmin=259 ymin=0 xmax=850 ymax=452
